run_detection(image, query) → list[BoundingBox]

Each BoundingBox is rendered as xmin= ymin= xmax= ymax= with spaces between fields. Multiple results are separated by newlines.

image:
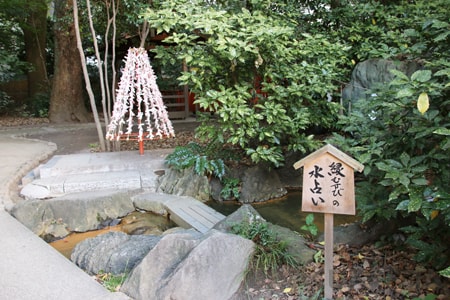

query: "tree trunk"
xmin=49 ymin=0 xmax=91 ymax=123
xmin=21 ymin=0 xmax=49 ymax=100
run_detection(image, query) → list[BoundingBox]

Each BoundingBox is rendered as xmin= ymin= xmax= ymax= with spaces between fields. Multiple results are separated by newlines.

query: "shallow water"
xmin=209 ymin=191 xmax=358 ymax=234
xmin=50 ymin=211 xmax=173 ymax=259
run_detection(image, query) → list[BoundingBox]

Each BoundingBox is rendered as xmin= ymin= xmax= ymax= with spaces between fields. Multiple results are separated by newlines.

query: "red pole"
xmin=139 ymin=140 xmax=144 ymax=155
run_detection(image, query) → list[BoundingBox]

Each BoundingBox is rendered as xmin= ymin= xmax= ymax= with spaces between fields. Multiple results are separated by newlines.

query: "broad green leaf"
xmin=408 ymin=189 xmax=423 ymax=212
xmin=396 ymin=88 xmax=414 ymax=98
xmin=399 ymin=174 xmax=411 ymax=187
xmin=305 ymin=213 xmax=314 ymax=225
xmin=433 ymin=128 xmax=450 ymax=136
xmin=417 ymin=92 xmax=429 ymax=115
xmin=389 ymin=69 xmax=409 ymax=81
xmin=400 ymin=152 xmax=410 ymax=167
xmin=411 ymin=70 xmax=432 ymax=83
xmin=411 ymin=178 xmax=429 ymax=185
xmin=396 ymin=200 xmax=410 ymax=211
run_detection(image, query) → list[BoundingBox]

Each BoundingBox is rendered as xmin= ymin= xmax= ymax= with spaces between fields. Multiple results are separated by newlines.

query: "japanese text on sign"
xmin=302 ymin=153 xmax=355 ymax=215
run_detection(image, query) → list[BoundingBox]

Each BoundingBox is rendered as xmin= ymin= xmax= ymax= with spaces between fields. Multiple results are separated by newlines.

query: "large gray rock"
xmin=215 ymin=205 xmax=314 ymax=265
xmin=157 ymin=167 xmax=210 ymax=202
xmin=10 ymin=189 xmax=136 ymax=240
xmin=268 ymin=224 xmax=315 ymax=265
xmin=121 ymin=229 xmax=254 ymax=300
xmin=131 ymin=192 xmax=169 ymax=215
xmin=71 ymin=231 xmax=162 ymax=275
xmin=213 ymin=204 xmax=264 ymax=233
xmin=318 ymin=220 xmax=399 ymax=248
xmin=240 ymin=164 xmax=287 ymax=203
xmin=342 ymin=58 xmax=422 ymax=110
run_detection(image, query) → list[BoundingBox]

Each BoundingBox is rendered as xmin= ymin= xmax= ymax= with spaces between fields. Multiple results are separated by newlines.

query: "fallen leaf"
xmin=283 ymin=287 xmax=292 ymax=294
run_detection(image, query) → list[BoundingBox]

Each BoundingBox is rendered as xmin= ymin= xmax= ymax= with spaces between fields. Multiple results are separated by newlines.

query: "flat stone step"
xmin=39 ymin=150 xmax=169 ymax=179
xmin=20 ymin=170 xmax=161 ymax=199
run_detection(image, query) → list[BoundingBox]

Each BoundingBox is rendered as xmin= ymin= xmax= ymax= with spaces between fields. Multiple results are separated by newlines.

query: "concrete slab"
xmin=0 ymin=130 xmax=131 ymax=299
xmin=0 ymin=210 xmax=130 ymax=300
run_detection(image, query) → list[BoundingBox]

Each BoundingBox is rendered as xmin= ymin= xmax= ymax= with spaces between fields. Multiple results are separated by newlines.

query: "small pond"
xmin=50 ymin=211 xmax=175 ymax=258
xmin=51 ymin=191 xmax=357 ymax=258
xmin=208 ymin=191 xmax=358 ymax=234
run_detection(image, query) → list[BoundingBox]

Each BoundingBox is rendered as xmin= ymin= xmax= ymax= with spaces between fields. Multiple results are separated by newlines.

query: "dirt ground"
xmin=0 ymin=116 xmax=197 ymax=155
xmin=1 ymin=116 xmax=449 ymax=300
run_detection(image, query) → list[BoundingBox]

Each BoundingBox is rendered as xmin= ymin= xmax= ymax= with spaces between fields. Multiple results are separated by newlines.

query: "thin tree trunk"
xmin=72 ymin=0 xmax=106 ymax=151
xmin=85 ymin=0 xmax=110 ymax=151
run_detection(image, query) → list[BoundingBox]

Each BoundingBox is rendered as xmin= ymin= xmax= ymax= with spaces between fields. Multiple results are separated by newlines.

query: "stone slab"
xmin=39 ymin=150 xmax=170 ymax=178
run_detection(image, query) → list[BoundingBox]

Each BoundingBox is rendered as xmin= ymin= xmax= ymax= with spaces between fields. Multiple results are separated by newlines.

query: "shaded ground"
xmin=2 ymin=116 xmax=449 ymax=299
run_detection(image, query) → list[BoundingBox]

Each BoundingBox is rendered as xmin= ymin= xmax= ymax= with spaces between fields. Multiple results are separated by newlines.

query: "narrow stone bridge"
xmin=163 ymin=196 xmax=225 ymax=233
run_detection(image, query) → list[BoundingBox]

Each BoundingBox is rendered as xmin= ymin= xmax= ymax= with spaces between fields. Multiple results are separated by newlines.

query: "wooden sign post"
xmin=294 ymin=144 xmax=364 ymax=300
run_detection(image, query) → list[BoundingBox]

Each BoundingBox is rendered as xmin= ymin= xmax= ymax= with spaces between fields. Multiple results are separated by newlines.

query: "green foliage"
xmin=327 ymin=1 xmax=450 ymax=268
xmin=0 ymin=92 xmax=14 ymax=115
xmin=28 ymin=91 xmax=50 ymax=117
xmin=165 ymin=141 xmax=226 ymax=179
xmin=143 ymin=0 xmax=349 ymax=166
xmin=300 ymin=213 xmax=318 ymax=239
xmin=219 ymin=177 xmax=240 ymax=200
xmin=231 ymin=217 xmax=297 ymax=275
xmin=439 ymin=266 xmax=450 ymax=279
xmin=313 ymin=250 xmax=324 ymax=264
xmin=96 ymin=271 xmax=128 ymax=292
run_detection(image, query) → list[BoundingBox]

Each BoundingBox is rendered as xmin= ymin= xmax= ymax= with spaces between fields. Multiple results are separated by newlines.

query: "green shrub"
xmin=0 ymin=91 xmax=14 ymax=115
xmin=144 ymin=0 xmax=348 ymax=167
xmin=231 ymin=217 xmax=297 ymax=275
xmin=165 ymin=141 xmax=226 ymax=179
xmin=219 ymin=177 xmax=241 ymax=200
xmin=300 ymin=213 xmax=318 ymax=240
xmin=328 ymin=66 xmax=450 ymax=269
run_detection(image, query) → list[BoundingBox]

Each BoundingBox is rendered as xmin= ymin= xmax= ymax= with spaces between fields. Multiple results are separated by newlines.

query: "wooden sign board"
xmin=294 ymin=144 xmax=364 ymax=299
xmin=294 ymin=144 xmax=364 ymax=215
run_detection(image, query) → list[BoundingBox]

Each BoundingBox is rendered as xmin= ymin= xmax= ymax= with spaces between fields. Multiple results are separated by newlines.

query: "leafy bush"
xmin=0 ymin=91 xmax=14 ymax=115
xmin=165 ymin=140 xmax=246 ymax=199
xmin=231 ymin=217 xmax=297 ymax=275
xmin=329 ymin=67 xmax=449 ymax=269
xmin=325 ymin=0 xmax=450 ymax=270
xmin=143 ymin=0 xmax=348 ymax=167
xmin=300 ymin=214 xmax=318 ymax=240
xmin=219 ymin=177 xmax=241 ymax=200
xmin=165 ymin=141 xmax=228 ymax=179
xmin=28 ymin=91 xmax=50 ymax=117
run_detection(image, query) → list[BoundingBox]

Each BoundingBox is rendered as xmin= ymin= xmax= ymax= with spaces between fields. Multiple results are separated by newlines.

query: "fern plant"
xmin=165 ymin=141 xmax=226 ymax=179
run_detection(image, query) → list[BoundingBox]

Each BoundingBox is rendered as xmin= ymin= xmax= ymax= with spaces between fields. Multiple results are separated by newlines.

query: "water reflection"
xmin=209 ymin=191 xmax=358 ymax=234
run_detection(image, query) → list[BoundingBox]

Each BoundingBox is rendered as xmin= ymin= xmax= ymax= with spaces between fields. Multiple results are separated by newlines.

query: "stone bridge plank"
xmin=164 ymin=198 xmax=226 ymax=233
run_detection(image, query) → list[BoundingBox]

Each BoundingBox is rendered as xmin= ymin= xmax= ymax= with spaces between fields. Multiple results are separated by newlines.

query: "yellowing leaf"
xmin=351 ymin=59 xmax=356 ymax=65
xmin=357 ymin=253 xmax=365 ymax=260
xmin=372 ymin=18 xmax=376 ymax=25
xmin=318 ymin=241 xmax=325 ymax=246
xmin=283 ymin=287 xmax=292 ymax=294
xmin=417 ymin=92 xmax=429 ymax=115
xmin=430 ymin=210 xmax=439 ymax=220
